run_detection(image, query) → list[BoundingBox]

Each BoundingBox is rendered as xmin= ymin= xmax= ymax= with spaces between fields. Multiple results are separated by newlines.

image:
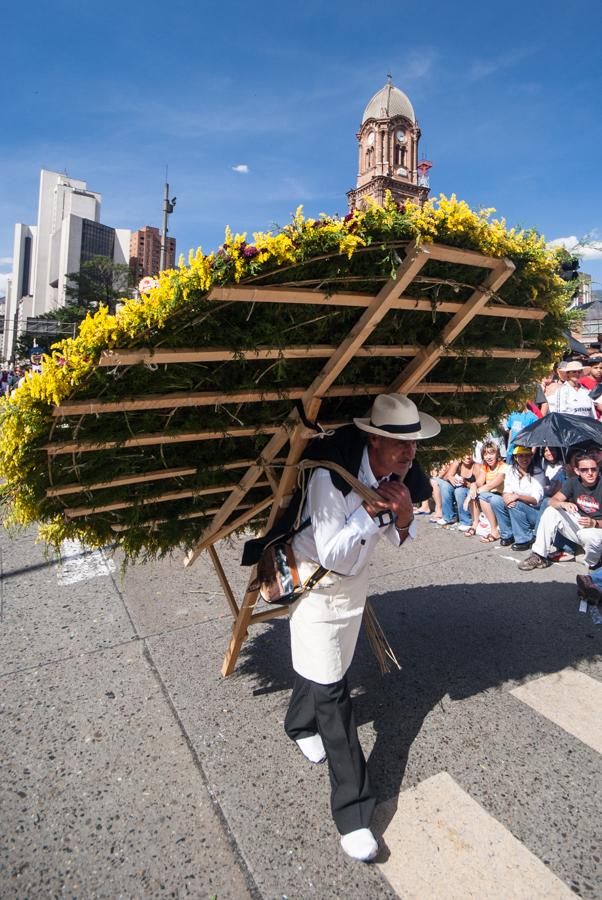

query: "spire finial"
xmin=387 ymin=72 xmax=393 ymax=85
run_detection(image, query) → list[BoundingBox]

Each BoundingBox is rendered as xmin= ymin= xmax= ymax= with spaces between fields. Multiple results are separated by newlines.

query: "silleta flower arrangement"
xmin=0 ymin=194 xmax=575 ymax=560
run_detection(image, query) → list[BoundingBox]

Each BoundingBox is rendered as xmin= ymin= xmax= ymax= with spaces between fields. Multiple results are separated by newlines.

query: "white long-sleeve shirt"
xmin=292 ymin=447 xmax=416 ymax=576
xmin=503 ymin=465 xmax=545 ymax=503
xmin=549 ymin=383 xmax=596 ymax=417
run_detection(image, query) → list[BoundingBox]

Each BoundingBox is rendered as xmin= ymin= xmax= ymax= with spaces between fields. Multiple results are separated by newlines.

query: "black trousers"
xmin=284 ymin=673 xmax=375 ymax=835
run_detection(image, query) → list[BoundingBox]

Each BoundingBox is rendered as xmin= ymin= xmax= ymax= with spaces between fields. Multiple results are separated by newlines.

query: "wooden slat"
xmin=98 ymin=344 xmax=540 ymax=367
xmin=46 ymin=414 xmax=486 ymax=459
xmin=250 ymin=606 xmax=290 ymax=625
xmin=53 ymin=381 xmax=519 ymax=417
xmin=208 ymin=546 xmax=239 ymax=618
xmin=110 ymin=496 xmax=272 ymax=533
xmin=396 ymin=297 xmax=542 ymax=320
xmin=426 ymin=243 xmax=502 ymax=268
xmin=194 ymin=498 xmax=274 ymax=549
xmin=208 ymin=285 xmax=546 ymax=320
xmin=46 ymin=466 xmax=197 ymax=497
xmin=46 ymin=458 xmax=286 ymax=498
xmin=219 ymin=577 xmax=262 ymax=676
xmin=62 ymin=480 xmax=270 ymax=518
xmin=443 ymin=348 xmax=539 ymax=359
xmin=389 ymin=259 xmax=517 ymax=394
xmin=44 ymin=424 xmax=283 ymax=455
xmin=412 ymin=383 xmax=519 ymax=393
xmin=98 ymin=346 xmax=339 ymax=366
xmin=53 ymin=384 xmax=380 ymax=417
xmin=109 ymin=504 xmax=253 ymax=531
xmin=188 ymin=238 xmax=432 ymax=571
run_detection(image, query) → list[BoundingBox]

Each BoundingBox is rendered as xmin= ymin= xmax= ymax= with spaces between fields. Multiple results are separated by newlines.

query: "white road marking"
xmin=374 ymin=772 xmax=573 ymax=899
xmin=57 ymin=539 xmax=116 ymax=585
xmin=511 ymin=668 xmax=602 ymax=756
xmin=499 ymin=554 xmax=519 ymax=564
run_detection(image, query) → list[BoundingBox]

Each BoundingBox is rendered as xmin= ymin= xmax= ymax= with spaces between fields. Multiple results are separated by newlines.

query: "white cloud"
xmin=578 ymin=244 xmax=602 ymax=260
xmin=0 ymin=256 xmax=13 ymax=267
xmin=399 ymin=49 xmax=437 ymax=82
xmin=548 ymin=236 xmax=602 ymax=260
xmin=468 ymin=47 xmax=537 ymax=81
xmin=231 ymin=164 xmax=249 ymax=174
xmin=548 ymin=235 xmax=580 ymax=251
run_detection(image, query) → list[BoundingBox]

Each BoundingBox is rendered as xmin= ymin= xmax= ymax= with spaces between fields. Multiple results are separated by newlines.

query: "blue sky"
xmin=1 ymin=0 xmax=601 ymax=296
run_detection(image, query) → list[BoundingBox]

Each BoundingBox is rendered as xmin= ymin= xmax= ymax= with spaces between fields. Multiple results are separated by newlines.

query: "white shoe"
xmin=296 ymin=734 xmax=326 ymax=764
xmin=340 ymin=828 xmax=379 ymax=862
xmin=458 ymin=523 xmax=471 ymax=532
xmin=436 ymin=518 xmax=454 ymax=526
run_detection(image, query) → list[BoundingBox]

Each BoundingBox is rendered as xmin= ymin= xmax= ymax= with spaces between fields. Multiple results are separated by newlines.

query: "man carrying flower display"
xmin=265 ymin=395 xmax=440 ymax=861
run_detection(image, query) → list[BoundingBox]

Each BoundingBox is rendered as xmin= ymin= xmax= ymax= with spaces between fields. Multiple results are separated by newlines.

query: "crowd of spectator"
xmin=0 ymin=366 xmax=28 ymax=397
xmin=415 ymin=354 xmax=602 ymax=608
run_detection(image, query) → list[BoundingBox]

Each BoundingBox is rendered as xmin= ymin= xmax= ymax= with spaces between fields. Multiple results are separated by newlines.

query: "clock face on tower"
xmin=367 ymin=131 xmax=375 ymax=146
xmin=396 ymin=129 xmax=405 ymax=142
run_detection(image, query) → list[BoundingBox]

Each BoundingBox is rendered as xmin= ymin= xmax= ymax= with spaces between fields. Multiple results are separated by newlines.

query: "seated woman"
xmin=494 ymin=446 xmax=545 ymax=550
xmin=429 ymin=462 xmax=452 ymax=523
xmin=445 ymin=453 xmax=482 ymax=533
xmin=542 ymin=446 xmax=566 ymax=497
xmin=467 ymin=442 xmax=507 ymax=542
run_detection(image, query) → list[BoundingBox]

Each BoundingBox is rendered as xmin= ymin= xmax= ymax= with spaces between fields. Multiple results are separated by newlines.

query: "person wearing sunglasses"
xmin=519 ymin=450 xmax=602 ymax=570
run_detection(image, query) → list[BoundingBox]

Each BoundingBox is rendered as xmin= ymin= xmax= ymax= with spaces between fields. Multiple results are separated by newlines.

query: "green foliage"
xmin=61 ymin=255 xmax=133 ymax=321
xmin=0 ymin=196 xmax=574 ymax=560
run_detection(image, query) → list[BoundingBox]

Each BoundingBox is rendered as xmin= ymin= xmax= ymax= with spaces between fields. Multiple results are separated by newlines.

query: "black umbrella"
xmin=514 ymin=412 xmax=602 ymax=449
xmin=564 ymin=330 xmax=590 ymax=356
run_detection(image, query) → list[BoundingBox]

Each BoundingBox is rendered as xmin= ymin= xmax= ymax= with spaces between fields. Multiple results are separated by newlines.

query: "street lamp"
xmin=159 ymin=181 xmax=176 ymax=273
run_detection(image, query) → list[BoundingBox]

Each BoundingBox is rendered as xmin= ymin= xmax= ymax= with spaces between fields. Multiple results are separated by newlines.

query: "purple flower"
xmin=344 ymin=212 xmax=354 ymax=222
xmin=243 ymin=245 xmax=259 ymax=258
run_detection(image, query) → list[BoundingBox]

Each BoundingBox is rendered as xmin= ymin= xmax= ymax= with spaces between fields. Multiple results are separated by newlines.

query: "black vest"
xmin=241 ymin=424 xmax=432 ymax=566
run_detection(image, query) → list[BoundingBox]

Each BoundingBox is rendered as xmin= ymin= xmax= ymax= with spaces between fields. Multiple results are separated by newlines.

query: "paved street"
xmin=1 ymin=520 xmax=601 ymax=898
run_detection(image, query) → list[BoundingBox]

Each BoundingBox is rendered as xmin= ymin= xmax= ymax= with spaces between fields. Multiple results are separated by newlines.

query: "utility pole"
xmin=159 ymin=174 xmax=176 ymax=272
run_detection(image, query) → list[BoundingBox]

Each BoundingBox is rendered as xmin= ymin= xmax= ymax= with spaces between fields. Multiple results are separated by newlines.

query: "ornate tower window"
xmin=394 ymin=144 xmax=406 ymax=168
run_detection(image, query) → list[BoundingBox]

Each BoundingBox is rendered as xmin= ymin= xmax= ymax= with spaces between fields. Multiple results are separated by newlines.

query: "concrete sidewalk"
xmin=0 ymin=529 xmax=255 ymax=898
xmin=1 ymin=521 xmax=601 ymax=898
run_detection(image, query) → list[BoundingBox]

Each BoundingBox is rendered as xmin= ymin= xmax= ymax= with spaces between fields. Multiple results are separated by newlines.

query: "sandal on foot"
xmin=464 ymin=527 xmax=477 ymax=537
xmin=480 ymin=534 xmax=499 ymax=543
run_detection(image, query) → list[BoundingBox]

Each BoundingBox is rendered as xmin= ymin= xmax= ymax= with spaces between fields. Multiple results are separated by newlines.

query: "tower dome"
xmin=362 ymin=82 xmax=415 ymax=124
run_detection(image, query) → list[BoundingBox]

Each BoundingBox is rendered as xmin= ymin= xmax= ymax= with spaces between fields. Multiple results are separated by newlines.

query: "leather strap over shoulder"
xmin=296 ymin=458 xmax=384 ymax=507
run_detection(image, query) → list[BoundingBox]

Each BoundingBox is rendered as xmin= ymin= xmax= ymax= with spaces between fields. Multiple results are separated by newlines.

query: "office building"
xmin=2 ymin=170 xmax=131 ymax=361
xmin=130 ymin=226 xmax=176 ymax=281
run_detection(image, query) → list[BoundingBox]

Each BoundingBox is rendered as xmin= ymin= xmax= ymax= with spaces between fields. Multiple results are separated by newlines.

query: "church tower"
xmin=347 ymin=77 xmax=431 ymax=211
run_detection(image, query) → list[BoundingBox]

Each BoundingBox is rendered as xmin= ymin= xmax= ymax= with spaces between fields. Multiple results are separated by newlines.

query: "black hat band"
xmin=370 ymin=419 xmax=421 ymax=434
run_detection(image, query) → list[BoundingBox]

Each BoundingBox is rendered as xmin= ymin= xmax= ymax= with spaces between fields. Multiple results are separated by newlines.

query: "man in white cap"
xmin=282 ymin=394 xmax=440 ymax=862
xmin=548 ymin=361 xmax=597 ymax=417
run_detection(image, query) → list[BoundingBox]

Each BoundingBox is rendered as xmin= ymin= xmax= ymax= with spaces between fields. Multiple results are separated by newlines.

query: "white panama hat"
xmin=354 ymin=394 xmax=441 ymax=441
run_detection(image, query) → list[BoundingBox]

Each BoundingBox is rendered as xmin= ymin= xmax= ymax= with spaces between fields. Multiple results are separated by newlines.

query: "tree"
xmin=12 ymin=257 xmax=133 ymax=361
xmin=64 ymin=255 xmax=133 ymax=317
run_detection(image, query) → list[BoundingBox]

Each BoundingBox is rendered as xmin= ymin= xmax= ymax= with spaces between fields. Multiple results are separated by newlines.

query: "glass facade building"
xmin=80 ymin=219 xmax=115 ymax=264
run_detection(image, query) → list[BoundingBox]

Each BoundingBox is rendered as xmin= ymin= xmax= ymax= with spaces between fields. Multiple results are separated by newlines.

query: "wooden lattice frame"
xmin=45 ymin=239 xmax=549 ymax=675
